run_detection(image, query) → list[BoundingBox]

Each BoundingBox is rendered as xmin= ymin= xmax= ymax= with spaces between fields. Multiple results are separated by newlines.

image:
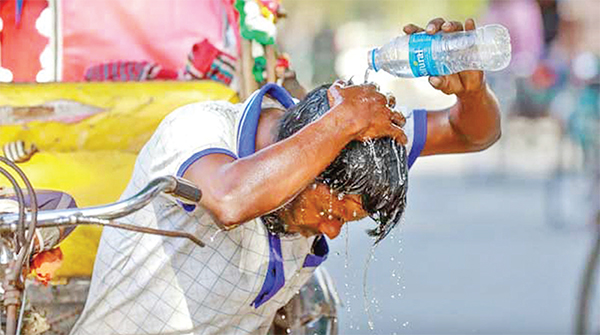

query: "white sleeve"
xmin=139 ymin=101 xmax=238 ymax=182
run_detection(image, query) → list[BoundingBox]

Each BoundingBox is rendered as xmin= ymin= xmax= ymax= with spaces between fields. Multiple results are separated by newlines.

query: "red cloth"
xmin=185 ymin=39 xmax=236 ymax=84
xmin=61 ymin=0 xmax=239 ymax=81
xmin=0 ymin=0 xmax=49 ymax=82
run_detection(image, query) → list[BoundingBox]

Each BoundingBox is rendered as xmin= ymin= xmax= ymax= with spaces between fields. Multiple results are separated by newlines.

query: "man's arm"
xmin=183 ymin=83 xmax=406 ymax=227
xmin=404 ymin=18 xmax=501 ymax=156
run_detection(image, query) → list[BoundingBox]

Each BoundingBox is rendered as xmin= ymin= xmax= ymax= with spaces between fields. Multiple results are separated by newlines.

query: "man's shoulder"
xmin=165 ymin=100 xmax=241 ymax=122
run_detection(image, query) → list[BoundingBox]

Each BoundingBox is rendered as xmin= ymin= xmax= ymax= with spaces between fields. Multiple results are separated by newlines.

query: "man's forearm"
xmin=188 ymin=105 xmax=359 ymax=226
xmin=449 ymin=83 xmax=501 ymax=150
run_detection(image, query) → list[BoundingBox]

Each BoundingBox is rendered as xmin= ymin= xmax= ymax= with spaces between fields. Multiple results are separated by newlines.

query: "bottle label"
xmin=409 ymin=33 xmax=442 ymax=77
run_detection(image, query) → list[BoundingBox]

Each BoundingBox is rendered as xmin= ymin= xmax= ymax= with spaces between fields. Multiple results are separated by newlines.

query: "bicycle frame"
xmin=0 ymin=159 xmax=204 ymax=335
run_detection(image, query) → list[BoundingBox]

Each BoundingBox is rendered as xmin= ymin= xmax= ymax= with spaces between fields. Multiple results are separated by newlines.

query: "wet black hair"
xmin=262 ymin=84 xmax=408 ymax=243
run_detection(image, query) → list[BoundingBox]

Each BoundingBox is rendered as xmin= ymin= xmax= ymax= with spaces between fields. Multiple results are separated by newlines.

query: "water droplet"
xmin=311 ymin=183 xmax=317 ymax=190
xmin=328 ymin=215 xmax=334 ymax=220
xmin=319 ymin=211 xmax=325 ymax=216
xmin=329 ymin=188 xmax=334 ymax=194
xmin=364 ymin=68 xmax=371 ymax=83
xmin=337 ymin=193 xmax=345 ymax=201
xmin=403 ymin=322 xmax=409 ymax=327
xmin=281 ymin=315 xmax=286 ymax=320
xmin=286 ymin=328 xmax=291 ymax=334
xmin=210 ymin=228 xmax=224 ymax=242
xmin=328 ymin=208 xmax=333 ymax=213
xmin=353 ymin=211 xmax=357 ymax=218
xmin=363 ymin=243 xmax=379 ymax=333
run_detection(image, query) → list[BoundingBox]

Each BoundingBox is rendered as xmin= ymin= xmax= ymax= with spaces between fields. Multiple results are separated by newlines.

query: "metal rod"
xmin=39 ymin=216 xmax=205 ymax=247
xmin=15 ymin=283 xmax=27 ymax=335
xmin=241 ymin=39 xmax=258 ymax=99
xmin=0 ymin=176 xmax=176 ymax=230
xmin=265 ymin=44 xmax=276 ymax=83
xmin=0 ymin=157 xmax=38 ymax=275
xmin=0 ymin=159 xmax=39 ymax=335
xmin=0 ymin=167 xmax=26 ymax=248
xmin=0 ymin=157 xmax=39 ymax=241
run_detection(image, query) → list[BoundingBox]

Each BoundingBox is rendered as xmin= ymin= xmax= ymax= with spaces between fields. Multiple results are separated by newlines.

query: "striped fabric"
xmin=84 ymin=61 xmax=179 ymax=82
xmin=2 ymin=140 xmax=38 ymax=163
xmin=185 ymin=39 xmax=236 ymax=85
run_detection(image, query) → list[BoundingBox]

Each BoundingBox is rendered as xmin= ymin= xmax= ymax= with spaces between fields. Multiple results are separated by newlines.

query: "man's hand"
xmin=403 ymin=18 xmax=486 ymax=97
xmin=404 ymin=18 xmax=502 ymax=155
xmin=327 ymin=81 xmax=407 ymax=145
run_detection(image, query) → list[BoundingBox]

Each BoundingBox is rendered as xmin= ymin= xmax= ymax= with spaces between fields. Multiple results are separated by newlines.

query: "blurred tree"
xmin=285 ymin=0 xmax=488 ymax=30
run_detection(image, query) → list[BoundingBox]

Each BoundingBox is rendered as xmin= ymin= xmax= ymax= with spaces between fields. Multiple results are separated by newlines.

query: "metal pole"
xmin=265 ymin=44 xmax=276 ymax=83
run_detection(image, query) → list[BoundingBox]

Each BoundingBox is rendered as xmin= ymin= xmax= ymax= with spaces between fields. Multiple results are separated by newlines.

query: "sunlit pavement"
xmin=326 ymin=171 xmax=597 ymax=335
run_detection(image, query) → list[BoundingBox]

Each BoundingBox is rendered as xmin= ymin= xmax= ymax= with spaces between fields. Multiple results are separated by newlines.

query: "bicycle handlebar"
xmin=0 ymin=176 xmax=202 ymax=232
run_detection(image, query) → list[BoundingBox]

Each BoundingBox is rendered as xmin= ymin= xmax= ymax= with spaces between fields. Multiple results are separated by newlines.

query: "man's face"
xmin=282 ymin=183 xmax=369 ymax=239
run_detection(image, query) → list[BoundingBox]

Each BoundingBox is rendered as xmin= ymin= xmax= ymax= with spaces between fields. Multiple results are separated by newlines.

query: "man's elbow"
xmin=469 ymin=127 xmax=501 ymax=152
xmin=205 ymin=191 xmax=249 ymax=228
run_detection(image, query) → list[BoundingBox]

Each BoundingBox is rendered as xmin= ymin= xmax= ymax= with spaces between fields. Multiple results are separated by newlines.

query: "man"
xmin=71 ymin=18 xmax=500 ymax=335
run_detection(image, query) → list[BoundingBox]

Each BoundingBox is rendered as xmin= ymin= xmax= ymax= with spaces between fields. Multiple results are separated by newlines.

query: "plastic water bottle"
xmin=367 ymin=24 xmax=512 ymax=78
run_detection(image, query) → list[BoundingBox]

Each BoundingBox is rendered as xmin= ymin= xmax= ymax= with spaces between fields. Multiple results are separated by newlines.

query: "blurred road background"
xmin=278 ymin=0 xmax=600 ymax=333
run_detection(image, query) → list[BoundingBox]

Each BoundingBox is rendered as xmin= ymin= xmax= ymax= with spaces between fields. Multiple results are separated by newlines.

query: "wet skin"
xmin=184 ymin=82 xmax=406 ymax=236
xmin=254 ymin=106 xmax=370 ymax=239
xmin=183 ymin=18 xmax=501 ymax=240
xmin=280 ymin=183 xmax=368 ymax=239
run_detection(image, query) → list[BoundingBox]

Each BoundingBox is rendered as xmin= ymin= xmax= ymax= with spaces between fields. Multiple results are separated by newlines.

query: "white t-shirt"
xmin=71 ymin=84 xmax=427 ymax=335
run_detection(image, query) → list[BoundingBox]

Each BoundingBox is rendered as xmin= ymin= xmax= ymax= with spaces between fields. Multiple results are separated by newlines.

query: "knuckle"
xmin=453 ymin=85 xmax=465 ymax=94
xmin=441 ymin=87 xmax=453 ymax=95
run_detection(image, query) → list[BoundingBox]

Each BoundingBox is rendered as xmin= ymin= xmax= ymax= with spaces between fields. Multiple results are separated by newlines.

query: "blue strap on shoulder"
xmin=408 ymin=109 xmax=428 ymax=169
xmin=240 ymin=84 xmax=295 ymax=309
xmin=237 ymin=83 xmax=295 ymax=158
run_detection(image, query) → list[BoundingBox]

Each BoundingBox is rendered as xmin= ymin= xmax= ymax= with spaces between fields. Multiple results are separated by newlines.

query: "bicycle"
xmin=0 ymin=157 xmax=203 ymax=335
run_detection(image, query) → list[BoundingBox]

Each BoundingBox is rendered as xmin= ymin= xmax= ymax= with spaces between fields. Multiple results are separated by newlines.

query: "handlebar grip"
xmin=172 ymin=178 xmax=202 ymax=203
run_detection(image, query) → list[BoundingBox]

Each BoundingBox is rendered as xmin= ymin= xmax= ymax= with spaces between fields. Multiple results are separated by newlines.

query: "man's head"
xmin=262 ymin=84 xmax=408 ymax=243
